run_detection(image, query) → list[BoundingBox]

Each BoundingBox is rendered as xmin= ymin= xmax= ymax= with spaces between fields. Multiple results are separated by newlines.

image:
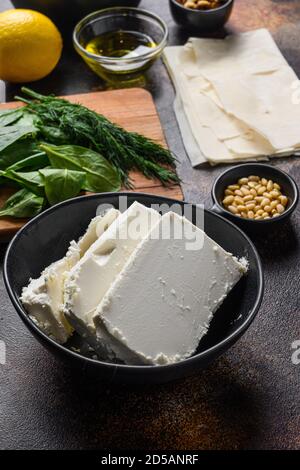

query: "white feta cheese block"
xmin=21 ymin=243 xmax=80 ymax=344
xmin=64 ymin=201 xmax=161 ymax=357
xmin=20 ymin=208 xmax=120 ymax=344
xmin=77 ymin=209 xmax=119 ymax=254
xmin=94 ymin=212 xmax=248 ymax=365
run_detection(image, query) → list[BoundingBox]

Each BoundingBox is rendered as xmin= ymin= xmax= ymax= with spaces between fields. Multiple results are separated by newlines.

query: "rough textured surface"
xmin=0 ymin=0 xmax=299 ymax=450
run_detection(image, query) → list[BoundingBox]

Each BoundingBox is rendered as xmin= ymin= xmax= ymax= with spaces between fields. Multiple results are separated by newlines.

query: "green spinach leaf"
xmin=3 ymin=170 xmax=44 ymax=196
xmin=6 ymin=152 xmax=49 ymax=172
xmin=0 ymin=125 xmax=37 ymax=153
xmin=40 ymin=144 xmax=121 ymax=192
xmin=15 ymin=111 xmax=37 ymax=128
xmin=39 ymin=126 xmax=69 ymax=144
xmin=39 ymin=168 xmax=85 ymax=205
xmin=0 ymin=140 xmax=41 ymax=170
xmin=0 ymin=189 xmax=44 ymax=218
xmin=0 ymin=108 xmax=24 ymax=127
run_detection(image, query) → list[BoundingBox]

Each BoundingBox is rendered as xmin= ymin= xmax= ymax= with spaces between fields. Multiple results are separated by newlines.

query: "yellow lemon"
xmin=0 ymin=9 xmax=63 ymax=83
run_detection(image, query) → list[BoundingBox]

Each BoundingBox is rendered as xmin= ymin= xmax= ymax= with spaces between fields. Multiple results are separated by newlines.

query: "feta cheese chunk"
xmin=21 ymin=243 xmax=80 ymax=344
xmin=20 ymin=209 xmax=120 ymax=344
xmin=64 ymin=202 xmax=161 ymax=354
xmin=94 ymin=212 xmax=247 ymax=365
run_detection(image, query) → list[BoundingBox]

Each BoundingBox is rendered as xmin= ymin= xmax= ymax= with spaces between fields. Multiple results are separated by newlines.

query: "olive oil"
xmin=85 ymin=31 xmax=156 ymax=59
xmin=83 ymin=31 xmax=157 ymax=84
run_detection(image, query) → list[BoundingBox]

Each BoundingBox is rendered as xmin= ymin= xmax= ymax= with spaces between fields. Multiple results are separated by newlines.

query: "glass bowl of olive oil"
xmin=73 ymin=7 xmax=168 ymax=84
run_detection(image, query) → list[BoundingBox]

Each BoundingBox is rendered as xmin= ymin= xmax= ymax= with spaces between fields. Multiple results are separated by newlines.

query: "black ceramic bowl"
xmin=169 ymin=0 xmax=234 ymax=32
xmin=4 ymin=193 xmax=263 ymax=384
xmin=10 ymin=0 xmax=141 ymax=23
xmin=212 ymin=163 xmax=299 ymax=233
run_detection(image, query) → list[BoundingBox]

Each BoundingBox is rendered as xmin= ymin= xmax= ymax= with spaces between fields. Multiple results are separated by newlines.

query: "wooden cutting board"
xmin=0 ymin=88 xmax=182 ymax=241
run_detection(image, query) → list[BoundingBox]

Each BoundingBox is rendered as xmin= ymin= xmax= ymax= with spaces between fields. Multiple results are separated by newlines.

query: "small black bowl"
xmin=4 ymin=193 xmax=263 ymax=384
xmin=211 ymin=163 xmax=299 ymax=233
xmin=169 ymin=0 xmax=234 ymax=32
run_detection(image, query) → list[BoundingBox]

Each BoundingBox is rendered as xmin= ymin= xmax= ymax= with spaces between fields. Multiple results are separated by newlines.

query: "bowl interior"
xmin=5 ymin=193 xmax=262 ymax=370
xmin=171 ymin=0 xmax=233 ymax=13
xmin=213 ymin=164 xmax=297 ymax=219
xmin=75 ymin=8 xmax=167 ymax=59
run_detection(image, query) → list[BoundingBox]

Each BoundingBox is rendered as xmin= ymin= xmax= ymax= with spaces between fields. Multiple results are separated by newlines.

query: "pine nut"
xmin=267 ymin=180 xmax=273 ymax=191
xmin=264 ymin=205 xmax=272 ymax=213
xmin=270 ymin=189 xmax=281 ymax=199
xmin=197 ymin=0 xmax=211 ymax=8
xmin=223 ymin=195 xmax=234 ymax=205
xmin=261 ymin=178 xmax=268 ymax=186
xmin=273 ymin=183 xmax=281 ymax=191
xmin=243 ymin=195 xmax=253 ymax=202
xmin=185 ymin=1 xmax=198 ymax=8
xmin=257 ymin=186 xmax=267 ymax=195
xmin=225 ymin=189 xmax=233 ymax=196
xmin=228 ymin=185 xmax=239 ymax=191
xmin=270 ymin=200 xmax=278 ymax=210
xmin=237 ymin=205 xmax=246 ymax=213
xmin=241 ymin=187 xmax=251 ymax=196
xmin=228 ymin=205 xmax=238 ymax=214
xmin=248 ymin=211 xmax=255 ymax=219
xmin=234 ymin=196 xmax=244 ymax=205
xmin=234 ymin=189 xmax=243 ymax=197
xmin=249 ymin=175 xmax=260 ymax=182
xmin=261 ymin=198 xmax=270 ymax=207
xmin=277 ymin=204 xmax=285 ymax=214
xmin=279 ymin=195 xmax=288 ymax=206
xmin=238 ymin=177 xmax=249 ymax=185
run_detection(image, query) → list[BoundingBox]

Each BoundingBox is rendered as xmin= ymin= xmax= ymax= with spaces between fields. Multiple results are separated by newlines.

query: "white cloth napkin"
xmin=163 ymin=29 xmax=300 ymax=167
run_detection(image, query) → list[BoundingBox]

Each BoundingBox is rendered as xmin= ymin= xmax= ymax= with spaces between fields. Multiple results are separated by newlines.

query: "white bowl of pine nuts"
xmin=169 ymin=0 xmax=234 ymax=32
xmin=211 ymin=164 xmax=299 ymax=230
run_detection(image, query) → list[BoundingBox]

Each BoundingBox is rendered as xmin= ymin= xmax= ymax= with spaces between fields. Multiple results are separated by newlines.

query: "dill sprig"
xmin=16 ymin=88 xmax=179 ymax=187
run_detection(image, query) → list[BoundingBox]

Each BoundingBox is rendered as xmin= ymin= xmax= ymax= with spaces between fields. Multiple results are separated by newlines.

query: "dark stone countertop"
xmin=0 ymin=0 xmax=299 ymax=450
